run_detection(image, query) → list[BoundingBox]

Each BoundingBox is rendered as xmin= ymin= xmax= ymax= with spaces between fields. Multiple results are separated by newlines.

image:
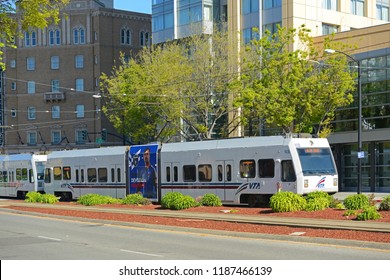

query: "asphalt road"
xmin=0 ymin=211 xmax=389 ymax=260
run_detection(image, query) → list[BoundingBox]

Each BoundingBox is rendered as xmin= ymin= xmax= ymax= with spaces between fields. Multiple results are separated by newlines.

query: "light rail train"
xmin=0 ymin=154 xmax=47 ymax=198
xmin=0 ymin=135 xmax=338 ymax=205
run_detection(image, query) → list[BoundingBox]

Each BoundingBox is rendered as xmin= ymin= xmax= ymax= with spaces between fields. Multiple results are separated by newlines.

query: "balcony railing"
xmin=44 ymin=92 xmax=65 ymax=102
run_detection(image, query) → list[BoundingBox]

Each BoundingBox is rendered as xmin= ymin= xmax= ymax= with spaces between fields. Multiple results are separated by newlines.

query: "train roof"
xmin=161 ymin=136 xmax=330 ymax=152
xmin=47 ymin=146 xmax=129 ymax=159
xmin=0 ymin=153 xmax=46 ymax=161
xmin=161 ymin=136 xmax=289 ymax=152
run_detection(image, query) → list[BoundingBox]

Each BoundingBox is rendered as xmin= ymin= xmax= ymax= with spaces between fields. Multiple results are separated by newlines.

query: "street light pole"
xmin=325 ymin=49 xmax=362 ymax=194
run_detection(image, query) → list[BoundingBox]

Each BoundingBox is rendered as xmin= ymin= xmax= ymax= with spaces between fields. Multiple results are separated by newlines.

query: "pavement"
xmin=0 ymin=192 xmax=389 ymax=234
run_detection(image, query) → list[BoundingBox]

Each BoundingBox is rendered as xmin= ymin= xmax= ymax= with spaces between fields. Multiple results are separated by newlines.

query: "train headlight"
xmin=304 ymin=179 xmax=309 ymax=188
xmin=333 ymin=178 xmax=338 ymax=186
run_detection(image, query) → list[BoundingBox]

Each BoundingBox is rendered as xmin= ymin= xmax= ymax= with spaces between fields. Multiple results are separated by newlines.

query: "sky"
xmin=113 ymin=0 xmax=152 ymax=14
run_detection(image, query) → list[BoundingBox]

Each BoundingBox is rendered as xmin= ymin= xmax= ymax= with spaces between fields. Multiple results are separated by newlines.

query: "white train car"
xmin=159 ymin=136 xmax=338 ymax=206
xmin=44 ymin=146 xmax=129 ymax=200
xmin=0 ymin=154 xmax=47 ymax=198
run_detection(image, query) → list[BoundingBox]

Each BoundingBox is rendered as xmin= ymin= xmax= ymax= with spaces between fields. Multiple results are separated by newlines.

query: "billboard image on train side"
xmin=129 ymin=144 xmax=158 ymax=200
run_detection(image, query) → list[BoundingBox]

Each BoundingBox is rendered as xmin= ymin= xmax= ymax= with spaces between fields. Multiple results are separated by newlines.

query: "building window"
xmin=75 ymin=55 xmax=84 ymax=68
xmin=27 ymin=132 xmax=37 ymax=145
xmin=263 ymin=0 xmax=282 ymax=9
xmin=76 ymin=104 xmax=84 ymax=118
xmin=243 ymin=27 xmax=259 ymax=44
xmin=27 ymin=107 xmax=36 ymax=120
xmin=121 ymin=28 xmax=131 ymax=45
xmin=377 ymin=1 xmax=389 ymax=20
xmin=140 ymin=31 xmax=150 ymax=47
xmin=263 ymin=22 xmax=281 ymax=35
xmin=49 ymin=29 xmax=61 ymax=45
xmin=11 ymin=82 xmax=16 ymax=90
xmin=75 ymin=79 xmax=84 ymax=91
xmin=51 ymin=80 xmax=60 ymax=92
xmin=51 ymin=56 xmax=59 ymax=69
xmin=322 ymin=23 xmax=338 ymax=35
xmin=11 ymin=109 xmax=17 ymax=117
xmin=73 ymin=27 xmax=85 ymax=44
xmin=351 ymin=0 xmax=365 ymax=16
xmin=322 ymin=0 xmax=338 ymax=11
xmin=10 ymin=60 xmax=16 ymax=68
xmin=27 ymin=57 xmax=35 ymax=70
xmin=76 ymin=129 xmax=86 ymax=144
xmin=52 ymin=105 xmax=60 ymax=119
xmin=27 ymin=81 xmax=35 ymax=94
xmin=24 ymin=31 xmax=37 ymax=47
xmin=51 ymin=130 xmax=61 ymax=145
xmin=243 ymin=0 xmax=260 ymax=14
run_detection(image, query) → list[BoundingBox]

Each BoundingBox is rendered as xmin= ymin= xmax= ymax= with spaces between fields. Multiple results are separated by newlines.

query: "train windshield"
xmin=297 ymin=148 xmax=337 ymax=176
xmin=36 ymin=162 xmax=45 ymax=180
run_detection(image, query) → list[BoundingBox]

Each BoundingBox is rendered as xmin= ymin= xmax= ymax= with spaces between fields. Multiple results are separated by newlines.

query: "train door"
xmin=110 ymin=164 xmax=123 ymax=198
xmin=163 ymin=162 xmax=179 ymax=194
xmin=74 ymin=165 xmax=85 ymax=197
xmin=216 ymin=160 xmax=234 ymax=202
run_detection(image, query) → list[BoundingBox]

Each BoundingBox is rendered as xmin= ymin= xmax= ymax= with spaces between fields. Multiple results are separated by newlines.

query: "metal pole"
xmin=357 ymin=61 xmax=362 ymax=194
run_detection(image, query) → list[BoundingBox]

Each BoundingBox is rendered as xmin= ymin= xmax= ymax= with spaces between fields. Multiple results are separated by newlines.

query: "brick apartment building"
xmin=0 ymin=0 xmax=151 ymax=153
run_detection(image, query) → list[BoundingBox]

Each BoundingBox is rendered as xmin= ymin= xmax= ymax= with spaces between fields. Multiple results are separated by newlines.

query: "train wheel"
xmin=247 ymin=195 xmax=260 ymax=208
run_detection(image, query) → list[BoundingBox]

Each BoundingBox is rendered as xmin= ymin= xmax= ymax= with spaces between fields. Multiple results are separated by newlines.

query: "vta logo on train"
xmin=248 ymin=182 xmax=261 ymax=189
xmin=316 ymin=177 xmax=326 ymax=188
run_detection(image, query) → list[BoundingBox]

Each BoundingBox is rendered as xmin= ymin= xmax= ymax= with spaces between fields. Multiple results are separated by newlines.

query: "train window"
xmin=53 ymin=167 xmax=62 ymax=180
xmin=81 ymin=169 xmax=85 ymax=182
xmin=1 ymin=171 xmax=7 ymax=182
xmin=198 ymin=164 xmax=212 ymax=182
xmin=240 ymin=160 xmax=255 ymax=178
xmin=87 ymin=168 xmax=97 ymax=182
xmin=22 ymin=168 xmax=28 ymax=181
xmin=117 ymin=168 xmax=121 ymax=183
xmin=111 ymin=168 xmax=115 ymax=182
xmin=173 ymin=166 xmax=178 ymax=182
xmin=183 ymin=165 xmax=196 ymax=182
xmin=98 ymin=168 xmax=107 ymax=182
xmin=16 ymin=168 xmax=21 ymax=180
xmin=45 ymin=168 xmax=51 ymax=183
xmin=29 ymin=169 xmax=34 ymax=183
xmin=10 ymin=171 xmax=14 ymax=182
xmin=166 ymin=166 xmax=171 ymax=182
xmin=63 ymin=166 xmax=71 ymax=180
xmin=76 ymin=169 xmax=80 ymax=182
xmin=226 ymin=164 xmax=232 ymax=181
xmin=218 ymin=165 xmax=223 ymax=181
xmin=281 ymin=160 xmax=296 ymax=182
xmin=259 ymin=159 xmax=275 ymax=178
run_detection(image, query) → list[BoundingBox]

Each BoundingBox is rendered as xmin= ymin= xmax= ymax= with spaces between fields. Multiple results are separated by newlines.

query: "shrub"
xmin=304 ymin=191 xmax=331 ymax=211
xmin=170 ymin=195 xmax=197 ymax=210
xmin=77 ymin=194 xmax=120 ymax=206
xmin=122 ymin=194 xmax=151 ymax=205
xmin=40 ymin=194 xmax=59 ymax=204
xmin=356 ymin=206 xmax=382 ymax=221
xmin=25 ymin=192 xmax=43 ymax=203
xmin=161 ymin=192 xmax=198 ymax=210
xmin=343 ymin=194 xmax=370 ymax=210
xmin=200 ymin=194 xmax=222 ymax=207
xmin=305 ymin=197 xmax=330 ymax=211
xmin=25 ymin=192 xmax=59 ymax=204
xmin=269 ymin=191 xmax=307 ymax=213
xmin=379 ymin=195 xmax=390 ymax=211
xmin=161 ymin=192 xmax=184 ymax=209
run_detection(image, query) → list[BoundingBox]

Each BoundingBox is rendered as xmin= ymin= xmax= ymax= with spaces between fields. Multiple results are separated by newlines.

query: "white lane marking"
xmin=120 ymin=249 xmax=163 ymax=258
xmin=38 ymin=236 xmax=62 ymax=241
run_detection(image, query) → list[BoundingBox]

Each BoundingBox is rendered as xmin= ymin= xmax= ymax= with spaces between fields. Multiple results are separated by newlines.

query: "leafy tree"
xmin=0 ymin=0 xmax=69 ymax=68
xmin=101 ymin=42 xmax=192 ymax=144
xmin=237 ymin=25 xmax=356 ymax=137
xmin=101 ymin=29 xmax=241 ymax=143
